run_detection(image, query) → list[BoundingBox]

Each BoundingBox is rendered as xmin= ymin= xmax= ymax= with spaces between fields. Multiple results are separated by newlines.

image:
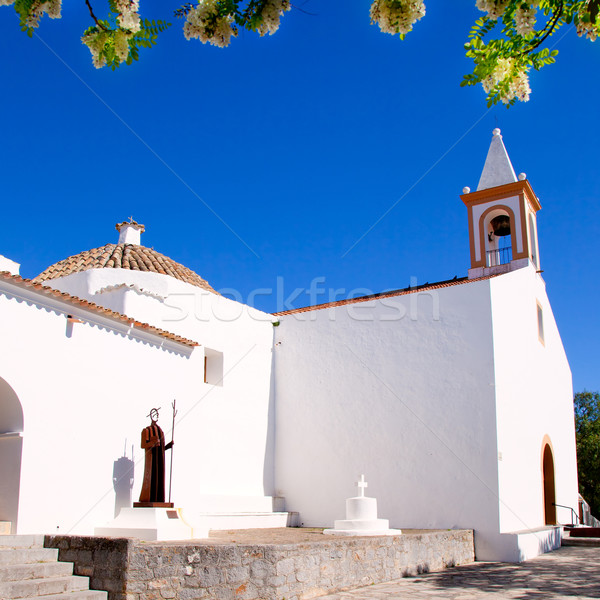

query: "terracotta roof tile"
xmin=0 ymin=271 xmax=199 ymax=348
xmin=34 ymin=244 xmax=218 ymax=294
xmin=273 ymin=274 xmax=500 ymax=316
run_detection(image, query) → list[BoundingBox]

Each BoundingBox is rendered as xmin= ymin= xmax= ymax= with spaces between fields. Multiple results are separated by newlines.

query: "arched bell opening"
xmin=542 ymin=441 xmax=557 ymax=525
xmin=482 ymin=207 xmax=514 ymax=267
xmin=0 ymin=377 xmax=24 ymax=533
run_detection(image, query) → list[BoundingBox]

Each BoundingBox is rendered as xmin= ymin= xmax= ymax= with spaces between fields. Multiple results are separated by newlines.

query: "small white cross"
xmin=356 ymin=474 xmax=368 ymax=497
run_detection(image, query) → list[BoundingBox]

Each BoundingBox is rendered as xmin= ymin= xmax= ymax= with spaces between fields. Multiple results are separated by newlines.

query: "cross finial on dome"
xmin=116 ymin=219 xmax=145 ymax=245
xmin=477 ymin=129 xmax=517 ymax=191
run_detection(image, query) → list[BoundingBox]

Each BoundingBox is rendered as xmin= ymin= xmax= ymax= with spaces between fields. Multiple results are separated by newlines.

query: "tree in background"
xmin=0 ymin=1 xmax=599 ymax=105
xmin=575 ymin=391 xmax=600 ymax=517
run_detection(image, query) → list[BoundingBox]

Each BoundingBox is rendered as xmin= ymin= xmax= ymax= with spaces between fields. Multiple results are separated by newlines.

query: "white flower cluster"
xmin=184 ymin=0 xmax=236 ymax=47
xmin=514 ymin=4 xmax=536 ymax=35
xmin=370 ymin=0 xmax=426 ymax=36
xmin=481 ymin=56 xmax=512 ymax=91
xmin=475 ymin=0 xmax=509 ymax=20
xmin=82 ymin=28 xmax=132 ymax=68
xmin=256 ymin=0 xmax=290 ymax=36
xmin=7 ymin=0 xmax=62 ymax=28
xmin=115 ymin=0 xmax=141 ymax=33
xmin=82 ymin=30 xmax=108 ymax=68
xmin=509 ymin=69 xmax=531 ymax=102
xmin=114 ymin=29 xmax=131 ymax=61
xmin=482 ymin=57 xmax=531 ymax=103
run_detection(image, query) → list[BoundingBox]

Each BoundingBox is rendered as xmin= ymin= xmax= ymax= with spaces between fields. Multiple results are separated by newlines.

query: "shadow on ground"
xmin=406 ymin=547 xmax=600 ymax=599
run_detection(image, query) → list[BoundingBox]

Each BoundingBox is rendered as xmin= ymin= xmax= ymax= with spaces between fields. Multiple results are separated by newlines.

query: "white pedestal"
xmin=94 ymin=507 xmax=205 ymax=541
xmin=324 ymin=494 xmax=401 ymax=537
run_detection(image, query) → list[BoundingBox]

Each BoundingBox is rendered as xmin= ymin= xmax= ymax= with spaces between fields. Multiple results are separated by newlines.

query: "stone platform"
xmin=45 ymin=527 xmax=474 ymax=600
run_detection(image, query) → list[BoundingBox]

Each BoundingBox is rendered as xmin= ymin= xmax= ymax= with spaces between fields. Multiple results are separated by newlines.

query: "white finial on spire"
xmin=518 ymin=172 xmax=527 ymax=181
xmin=356 ymin=474 xmax=368 ymax=497
xmin=477 ymin=129 xmax=517 ymax=191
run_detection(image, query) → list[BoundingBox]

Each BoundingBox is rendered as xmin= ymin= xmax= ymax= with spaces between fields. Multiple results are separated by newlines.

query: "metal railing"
xmin=486 ymin=246 xmax=512 ymax=267
xmin=553 ymin=502 xmax=580 ymax=526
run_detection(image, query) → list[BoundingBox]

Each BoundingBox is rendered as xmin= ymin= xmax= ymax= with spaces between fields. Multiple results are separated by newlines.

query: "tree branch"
xmin=522 ymin=1 xmax=564 ymax=55
xmin=85 ymin=0 xmax=107 ymax=30
xmin=290 ymin=3 xmax=317 ymax=16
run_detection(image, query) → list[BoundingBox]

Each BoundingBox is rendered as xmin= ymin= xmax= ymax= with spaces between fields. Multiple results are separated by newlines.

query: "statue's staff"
xmin=168 ymin=399 xmax=177 ymax=504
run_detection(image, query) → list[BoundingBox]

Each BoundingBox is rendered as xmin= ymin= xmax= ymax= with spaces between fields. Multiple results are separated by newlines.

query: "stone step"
xmin=566 ymin=526 xmax=600 ymax=538
xmin=562 ymin=536 xmax=600 ymax=547
xmin=0 ymin=559 xmax=74 ymax=582
xmin=0 ymin=574 xmax=90 ymax=598
xmin=0 ymin=535 xmax=107 ymax=599
xmin=21 ymin=591 xmax=107 ymax=600
xmin=0 ymin=534 xmax=45 ymax=548
xmin=0 ymin=547 xmax=58 ymax=566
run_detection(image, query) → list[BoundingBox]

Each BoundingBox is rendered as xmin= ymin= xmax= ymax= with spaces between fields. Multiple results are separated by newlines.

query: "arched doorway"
xmin=542 ymin=442 xmax=556 ymax=525
xmin=0 ymin=377 xmax=24 ymax=533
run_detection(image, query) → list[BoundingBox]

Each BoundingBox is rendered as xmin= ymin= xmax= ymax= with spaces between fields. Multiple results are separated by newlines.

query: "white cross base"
xmin=356 ymin=474 xmax=368 ymax=497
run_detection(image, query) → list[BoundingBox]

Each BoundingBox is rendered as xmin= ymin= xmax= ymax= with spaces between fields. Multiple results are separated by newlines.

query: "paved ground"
xmin=318 ymin=546 xmax=600 ymax=600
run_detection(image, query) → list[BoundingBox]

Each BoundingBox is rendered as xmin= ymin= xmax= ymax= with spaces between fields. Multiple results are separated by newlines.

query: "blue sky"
xmin=0 ymin=1 xmax=598 ymax=392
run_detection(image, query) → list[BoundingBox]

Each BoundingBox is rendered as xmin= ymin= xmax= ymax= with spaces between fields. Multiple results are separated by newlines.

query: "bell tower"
xmin=461 ymin=129 xmax=541 ymax=279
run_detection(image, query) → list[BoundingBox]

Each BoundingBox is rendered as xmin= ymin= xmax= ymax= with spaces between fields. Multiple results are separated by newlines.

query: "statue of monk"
xmin=138 ymin=408 xmax=173 ymax=504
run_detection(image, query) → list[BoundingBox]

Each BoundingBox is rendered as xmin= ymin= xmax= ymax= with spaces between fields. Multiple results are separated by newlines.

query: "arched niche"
xmin=528 ymin=213 xmax=539 ymax=269
xmin=0 ymin=376 xmax=23 ymax=434
xmin=0 ymin=377 xmax=23 ymax=533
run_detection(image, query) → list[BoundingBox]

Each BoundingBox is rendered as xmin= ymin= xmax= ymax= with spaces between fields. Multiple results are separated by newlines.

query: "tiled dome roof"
xmin=34 ymin=243 xmax=218 ymax=294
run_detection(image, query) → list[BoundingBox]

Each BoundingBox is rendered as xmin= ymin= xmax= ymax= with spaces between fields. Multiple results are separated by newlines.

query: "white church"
xmin=0 ymin=130 xmax=579 ymax=562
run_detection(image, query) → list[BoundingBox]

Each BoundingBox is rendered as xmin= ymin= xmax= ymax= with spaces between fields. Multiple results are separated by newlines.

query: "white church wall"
xmin=43 ymin=268 xmax=277 ymax=508
xmin=273 ymin=278 xmax=502 ymax=556
xmin=0 ymin=275 xmax=275 ymax=535
xmin=490 ymin=266 xmax=578 ymax=534
xmin=123 ymin=277 xmax=277 ymax=508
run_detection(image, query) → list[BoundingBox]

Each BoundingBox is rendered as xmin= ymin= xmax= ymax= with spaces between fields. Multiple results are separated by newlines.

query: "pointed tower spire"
xmin=461 ymin=129 xmax=542 ymax=279
xmin=477 ymin=128 xmax=517 ymax=191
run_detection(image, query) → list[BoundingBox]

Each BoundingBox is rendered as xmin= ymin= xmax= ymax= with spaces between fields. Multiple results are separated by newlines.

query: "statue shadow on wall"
xmin=113 ymin=445 xmax=135 ymax=518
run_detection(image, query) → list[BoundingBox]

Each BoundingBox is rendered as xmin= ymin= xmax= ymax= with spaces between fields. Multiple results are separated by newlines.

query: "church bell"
xmin=490 ymin=215 xmax=511 ymax=237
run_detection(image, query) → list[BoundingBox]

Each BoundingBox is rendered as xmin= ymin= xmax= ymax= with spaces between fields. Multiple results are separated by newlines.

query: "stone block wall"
xmin=45 ymin=530 xmax=473 ymax=600
xmin=45 ymin=535 xmax=131 ymax=596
